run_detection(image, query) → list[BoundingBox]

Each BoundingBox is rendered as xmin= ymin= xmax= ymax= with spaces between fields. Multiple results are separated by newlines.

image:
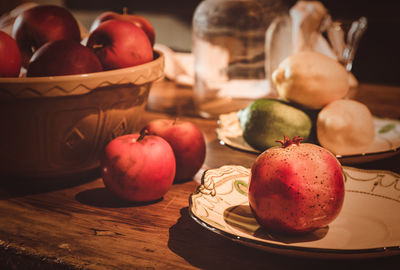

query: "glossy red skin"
xmin=27 ymin=39 xmax=102 ymax=77
xmin=101 ymin=134 xmax=175 ymax=202
xmin=12 ymin=5 xmax=81 ymax=67
xmin=248 ymin=143 xmax=345 ymax=235
xmin=0 ymin=31 xmax=21 ymax=77
xmin=90 ymin=11 xmax=155 ymax=46
xmin=143 ymin=119 xmax=206 ymax=182
xmin=86 ymin=19 xmax=153 ymax=70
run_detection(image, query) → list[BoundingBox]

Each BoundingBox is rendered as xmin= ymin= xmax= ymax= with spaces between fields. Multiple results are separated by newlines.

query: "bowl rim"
xmin=0 ymin=50 xmax=164 ymax=84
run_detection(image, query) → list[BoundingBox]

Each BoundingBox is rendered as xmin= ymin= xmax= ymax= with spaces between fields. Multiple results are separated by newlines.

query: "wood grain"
xmin=1 ymin=79 xmax=400 ymax=269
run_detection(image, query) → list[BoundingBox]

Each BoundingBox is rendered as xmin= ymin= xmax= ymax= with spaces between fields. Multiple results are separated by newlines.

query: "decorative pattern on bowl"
xmin=0 ymin=51 xmax=164 ymax=99
xmin=189 ymin=165 xmax=400 ymax=259
xmin=0 ymin=51 xmax=164 ymax=178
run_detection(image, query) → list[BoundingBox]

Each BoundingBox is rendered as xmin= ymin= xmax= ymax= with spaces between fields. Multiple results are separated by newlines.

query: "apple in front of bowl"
xmin=142 ymin=119 xmax=206 ymax=182
xmin=89 ymin=10 xmax=155 ymax=46
xmin=101 ymin=133 xmax=176 ymax=202
xmin=27 ymin=39 xmax=102 ymax=77
xmin=86 ymin=19 xmax=153 ymax=71
xmin=12 ymin=5 xmax=81 ymax=67
xmin=0 ymin=30 xmax=22 ymax=77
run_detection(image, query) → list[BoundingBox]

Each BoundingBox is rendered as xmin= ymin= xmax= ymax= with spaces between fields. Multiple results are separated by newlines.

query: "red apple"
xmin=101 ymin=133 xmax=176 ymax=202
xmin=86 ymin=19 xmax=153 ymax=70
xmin=143 ymin=119 xmax=206 ymax=182
xmin=27 ymin=39 xmax=102 ymax=77
xmin=12 ymin=5 xmax=81 ymax=68
xmin=248 ymin=136 xmax=345 ymax=235
xmin=0 ymin=30 xmax=22 ymax=77
xmin=90 ymin=10 xmax=155 ymax=46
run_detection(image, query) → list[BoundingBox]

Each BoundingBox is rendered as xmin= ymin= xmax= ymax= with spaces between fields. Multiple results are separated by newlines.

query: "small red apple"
xmin=90 ymin=9 xmax=155 ymax=46
xmin=12 ymin=5 xmax=81 ymax=68
xmin=101 ymin=132 xmax=176 ymax=202
xmin=86 ymin=19 xmax=153 ymax=71
xmin=27 ymin=39 xmax=102 ymax=77
xmin=248 ymin=136 xmax=345 ymax=235
xmin=0 ymin=30 xmax=22 ymax=77
xmin=143 ymin=119 xmax=206 ymax=182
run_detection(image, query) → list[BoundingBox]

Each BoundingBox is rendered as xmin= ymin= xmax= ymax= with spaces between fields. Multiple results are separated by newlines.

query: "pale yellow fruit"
xmin=272 ymin=51 xmax=350 ymax=109
xmin=317 ymin=99 xmax=375 ymax=156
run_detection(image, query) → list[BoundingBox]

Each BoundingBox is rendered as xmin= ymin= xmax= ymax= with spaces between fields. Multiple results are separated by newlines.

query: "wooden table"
xmin=1 ymin=79 xmax=399 ymax=269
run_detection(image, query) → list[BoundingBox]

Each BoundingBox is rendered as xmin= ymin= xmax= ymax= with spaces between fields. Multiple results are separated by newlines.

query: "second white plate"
xmin=216 ymin=112 xmax=400 ymax=164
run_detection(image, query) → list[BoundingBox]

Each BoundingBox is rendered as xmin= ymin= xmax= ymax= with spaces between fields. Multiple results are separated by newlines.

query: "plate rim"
xmin=188 ymin=165 xmax=400 ymax=259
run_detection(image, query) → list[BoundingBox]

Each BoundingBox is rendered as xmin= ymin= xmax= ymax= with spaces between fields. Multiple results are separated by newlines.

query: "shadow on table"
xmin=168 ymin=207 xmax=288 ymax=270
xmin=168 ymin=207 xmax=400 ymax=270
xmin=75 ymin=187 xmax=162 ymax=208
xmin=0 ymin=167 xmax=100 ymax=200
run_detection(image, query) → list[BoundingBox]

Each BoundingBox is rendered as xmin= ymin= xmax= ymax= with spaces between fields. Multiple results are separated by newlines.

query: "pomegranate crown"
xmin=276 ymin=135 xmax=303 ymax=148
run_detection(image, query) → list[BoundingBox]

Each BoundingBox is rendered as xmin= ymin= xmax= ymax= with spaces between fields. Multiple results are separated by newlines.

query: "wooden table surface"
xmin=1 ymin=79 xmax=400 ymax=269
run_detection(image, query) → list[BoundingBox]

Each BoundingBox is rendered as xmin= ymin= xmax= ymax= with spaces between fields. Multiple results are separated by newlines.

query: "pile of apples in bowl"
xmin=0 ymin=4 xmax=164 ymax=178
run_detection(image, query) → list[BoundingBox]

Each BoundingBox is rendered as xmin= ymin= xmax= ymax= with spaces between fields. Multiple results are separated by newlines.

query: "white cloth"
xmin=154 ymin=43 xmax=195 ymax=87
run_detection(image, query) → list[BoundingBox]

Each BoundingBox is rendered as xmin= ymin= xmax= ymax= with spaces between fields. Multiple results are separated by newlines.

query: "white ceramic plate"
xmin=189 ymin=165 xmax=400 ymax=259
xmin=216 ymin=112 xmax=400 ymax=164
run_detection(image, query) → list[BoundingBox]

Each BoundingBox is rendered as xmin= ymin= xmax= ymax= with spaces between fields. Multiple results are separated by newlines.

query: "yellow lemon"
xmin=272 ymin=51 xmax=349 ymax=109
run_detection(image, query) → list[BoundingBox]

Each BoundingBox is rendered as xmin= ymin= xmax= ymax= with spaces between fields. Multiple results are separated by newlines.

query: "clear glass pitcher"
xmin=192 ymin=0 xmax=289 ymax=119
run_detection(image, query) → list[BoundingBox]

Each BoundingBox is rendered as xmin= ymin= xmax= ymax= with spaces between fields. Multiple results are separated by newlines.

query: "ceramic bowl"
xmin=0 ymin=50 xmax=164 ymax=178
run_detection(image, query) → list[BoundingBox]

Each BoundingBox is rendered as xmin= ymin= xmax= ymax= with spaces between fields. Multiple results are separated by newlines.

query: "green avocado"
xmin=238 ymin=98 xmax=313 ymax=151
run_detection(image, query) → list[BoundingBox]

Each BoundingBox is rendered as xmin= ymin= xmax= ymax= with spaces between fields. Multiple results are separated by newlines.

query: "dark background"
xmin=2 ymin=0 xmax=400 ymax=85
xmin=63 ymin=0 xmax=400 ymax=86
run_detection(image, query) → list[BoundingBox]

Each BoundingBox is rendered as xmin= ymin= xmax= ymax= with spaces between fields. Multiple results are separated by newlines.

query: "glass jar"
xmin=192 ymin=0 xmax=269 ymax=119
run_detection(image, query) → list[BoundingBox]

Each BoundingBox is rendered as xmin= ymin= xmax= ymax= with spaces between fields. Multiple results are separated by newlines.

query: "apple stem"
xmin=91 ymin=44 xmax=104 ymax=50
xmin=123 ymin=7 xmax=128 ymax=15
xmin=138 ymin=128 xmax=149 ymax=141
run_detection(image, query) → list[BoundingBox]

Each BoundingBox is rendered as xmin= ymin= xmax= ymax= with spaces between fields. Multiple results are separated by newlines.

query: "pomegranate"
xmin=248 ymin=136 xmax=345 ymax=235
